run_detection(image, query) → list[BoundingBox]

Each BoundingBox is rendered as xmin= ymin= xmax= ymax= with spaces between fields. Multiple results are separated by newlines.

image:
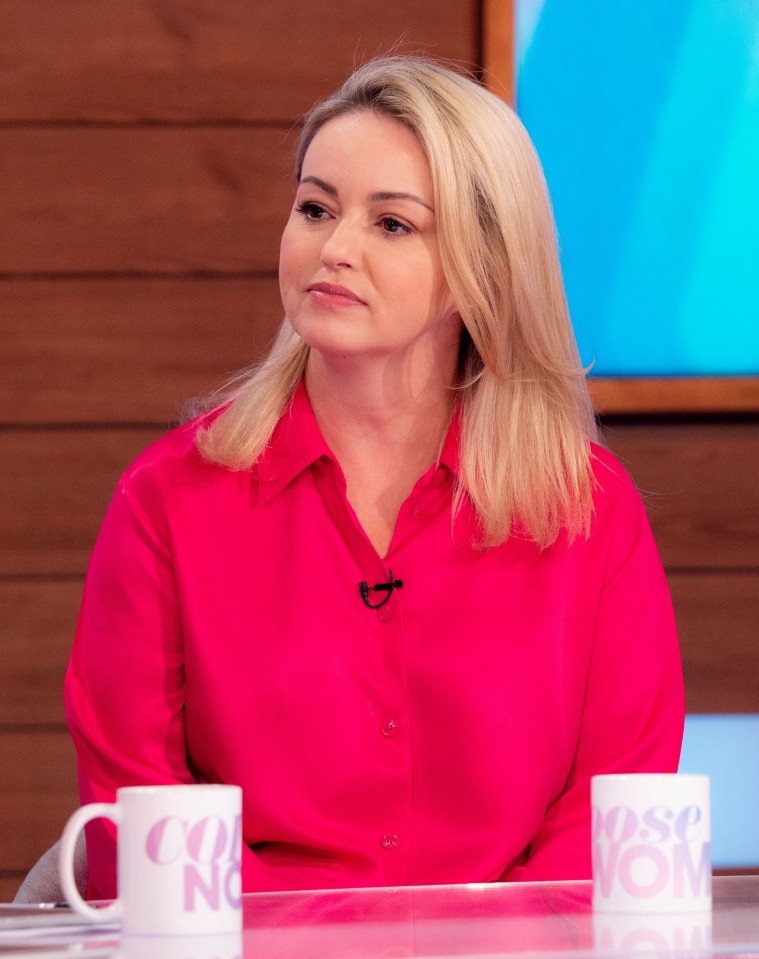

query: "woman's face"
xmin=279 ymin=112 xmax=461 ymax=371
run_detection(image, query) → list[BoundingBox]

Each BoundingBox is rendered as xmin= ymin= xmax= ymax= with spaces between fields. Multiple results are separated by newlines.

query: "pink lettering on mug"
xmin=674 ymin=805 xmax=703 ymax=842
xmin=618 ymin=844 xmax=669 ymax=897
xmin=145 ymin=817 xmax=187 ymax=864
xmin=604 ymin=806 xmax=637 ymax=842
xmin=184 ymin=862 xmax=242 ymax=912
xmin=673 ymin=841 xmax=712 ymax=898
xmin=145 ymin=814 xmax=242 ymax=867
xmin=187 ymin=816 xmax=228 ymax=863
xmin=592 ymin=841 xmax=621 ymax=897
xmin=641 ymin=805 xmax=672 ymax=843
xmin=593 ymin=802 xmax=710 ymax=900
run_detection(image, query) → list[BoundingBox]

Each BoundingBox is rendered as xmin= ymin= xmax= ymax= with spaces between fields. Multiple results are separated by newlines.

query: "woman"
xmin=65 ymin=56 xmax=684 ymax=899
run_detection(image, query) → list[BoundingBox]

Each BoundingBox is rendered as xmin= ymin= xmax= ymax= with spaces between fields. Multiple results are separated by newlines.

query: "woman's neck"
xmin=304 ymin=351 xmax=456 ymax=464
xmin=304 ymin=352 xmax=457 ymax=557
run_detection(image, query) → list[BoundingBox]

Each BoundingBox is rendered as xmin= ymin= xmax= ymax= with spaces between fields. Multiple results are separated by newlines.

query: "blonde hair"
xmin=197 ymin=56 xmax=599 ymax=548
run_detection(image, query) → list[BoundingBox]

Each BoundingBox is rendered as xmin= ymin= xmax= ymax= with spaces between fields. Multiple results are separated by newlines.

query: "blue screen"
xmin=516 ymin=0 xmax=759 ymax=376
xmin=679 ymin=714 xmax=759 ymax=868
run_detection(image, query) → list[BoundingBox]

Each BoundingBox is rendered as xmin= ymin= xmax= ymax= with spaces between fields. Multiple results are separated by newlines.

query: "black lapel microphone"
xmin=358 ymin=570 xmax=404 ymax=609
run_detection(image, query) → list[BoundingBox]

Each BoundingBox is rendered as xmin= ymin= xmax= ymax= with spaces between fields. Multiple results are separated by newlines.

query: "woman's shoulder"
xmin=117 ymin=408 xmax=226 ymax=498
xmin=589 ymin=442 xmax=640 ymax=500
xmin=586 ymin=441 xmax=651 ymax=544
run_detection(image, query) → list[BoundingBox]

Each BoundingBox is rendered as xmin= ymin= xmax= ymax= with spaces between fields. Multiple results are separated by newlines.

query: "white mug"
xmin=59 ymin=784 xmax=242 ymax=935
xmin=591 ymin=774 xmax=711 ymax=913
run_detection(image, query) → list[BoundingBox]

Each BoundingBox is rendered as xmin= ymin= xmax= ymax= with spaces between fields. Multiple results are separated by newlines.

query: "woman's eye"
xmin=381 ymin=217 xmax=412 ymax=236
xmin=295 ymin=202 xmax=329 ymax=221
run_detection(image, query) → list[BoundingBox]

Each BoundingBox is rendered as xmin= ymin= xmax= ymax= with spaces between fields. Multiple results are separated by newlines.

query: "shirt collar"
xmin=254 ymin=381 xmax=335 ymax=502
xmin=254 ymin=380 xmax=462 ymax=502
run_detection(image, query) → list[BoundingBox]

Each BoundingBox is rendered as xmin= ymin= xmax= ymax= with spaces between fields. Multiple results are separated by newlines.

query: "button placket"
xmin=364 ymin=551 xmax=406 ymax=882
xmin=377 ymin=602 xmax=394 ymax=622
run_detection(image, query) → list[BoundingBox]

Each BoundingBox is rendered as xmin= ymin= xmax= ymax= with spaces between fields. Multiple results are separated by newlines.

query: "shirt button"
xmin=411 ymin=502 xmax=428 ymax=521
xmin=432 ymin=467 xmax=447 ymax=486
xmin=381 ymin=834 xmax=400 ymax=850
xmin=377 ymin=603 xmax=393 ymax=622
xmin=381 ymin=720 xmax=399 ymax=738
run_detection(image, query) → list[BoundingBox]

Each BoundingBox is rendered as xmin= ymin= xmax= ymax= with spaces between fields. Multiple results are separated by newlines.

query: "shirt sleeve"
xmin=63 ymin=469 xmax=257 ymax=898
xmin=503 ymin=477 xmax=685 ymax=882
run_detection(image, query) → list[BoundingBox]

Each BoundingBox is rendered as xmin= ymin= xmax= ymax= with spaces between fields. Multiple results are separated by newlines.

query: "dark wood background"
xmin=1 ymin=0 xmax=757 ymax=899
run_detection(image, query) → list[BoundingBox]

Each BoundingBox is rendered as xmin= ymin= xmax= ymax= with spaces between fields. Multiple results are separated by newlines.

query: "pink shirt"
xmin=65 ymin=383 xmax=684 ymax=899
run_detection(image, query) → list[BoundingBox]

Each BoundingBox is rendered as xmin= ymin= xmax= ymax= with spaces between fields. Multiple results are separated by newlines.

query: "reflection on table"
xmin=1 ymin=874 xmax=757 ymax=958
xmin=242 ymin=874 xmax=758 ymax=959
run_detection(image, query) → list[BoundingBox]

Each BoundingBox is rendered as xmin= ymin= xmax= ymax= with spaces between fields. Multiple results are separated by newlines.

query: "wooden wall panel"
xmin=0 ymin=429 xmax=161 ymax=575
xmin=0 ymin=129 xmax=296 ymax=274
xmin=601 ymin=422 xmax=759 ymax=569
xmin=483 ymin=0 xmax=514 ymax=103
xmin=0 ymin=876 xmax=22 ymax=903
xmin=2 ymin=278 xmax=282 ymax=423
xmin=671 ymin=573 xmax=759 ymax=714
xmin=592 ymin=377 xmax=759 ymax=415
xmin=0 ymin=732 xmax=79 ymax=870
xmin=0 ymin=0 xmax=479 ymax=122
xmin=0 ymin=581 xmax=82 ymax=726
xmin=0 ymin=0 xmax=482 ymax=899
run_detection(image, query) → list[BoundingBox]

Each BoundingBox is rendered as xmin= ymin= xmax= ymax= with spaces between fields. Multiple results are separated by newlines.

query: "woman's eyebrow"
xmin=299 ymin=175 xmax=337 ymax=196
xmin=299 ymin=176 xmax=433 ymax=213
xmin=368 ymin=191 xmax=434 ymax=212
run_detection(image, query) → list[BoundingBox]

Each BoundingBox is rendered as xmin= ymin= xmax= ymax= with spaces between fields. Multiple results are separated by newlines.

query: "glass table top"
xmin=1 ymin=874 xmax=758 ymax=958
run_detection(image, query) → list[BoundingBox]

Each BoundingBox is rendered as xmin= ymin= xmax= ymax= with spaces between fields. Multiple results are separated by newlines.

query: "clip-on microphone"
xmin=358 ymin=570 xmax=404 ymax=609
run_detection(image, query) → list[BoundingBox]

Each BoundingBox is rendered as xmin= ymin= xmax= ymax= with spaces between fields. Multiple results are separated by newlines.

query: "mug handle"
xmin=58 ymin=803 xmax=123 ymax=923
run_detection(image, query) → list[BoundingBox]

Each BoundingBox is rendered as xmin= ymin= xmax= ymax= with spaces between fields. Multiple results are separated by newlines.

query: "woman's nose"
xmin=320 ymin=218 xmax=360 ymax=269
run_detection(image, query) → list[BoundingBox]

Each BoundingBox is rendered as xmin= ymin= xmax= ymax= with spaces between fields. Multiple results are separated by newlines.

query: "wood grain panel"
xmin=592 ymin=378 xmax=759 ymax=414
xmin=0 ymin=581 xmax=83 ymax=726
xmin=602 ymin=422 xmax=759 ymax=569
xmin=671 ymin=572 xmax=759 ymax=713
xmin=0 ymin=429 xmax=162 ymax=576
xmin=0 ymin=875 xmax=23 ymax=902
xmin=483 ymin=0 xmax=514 ymax=104
xmin=2 ymin=277 xmax=282 ymax=423
xmin=0 ymin=128 xmax=295 ymax=274
xmin=0 ymin=1 xmax=477 ymax=122
xmin=0 ymin=731 xmax=79 ymax=871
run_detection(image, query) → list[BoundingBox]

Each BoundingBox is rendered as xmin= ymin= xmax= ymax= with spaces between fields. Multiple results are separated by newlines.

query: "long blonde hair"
xmin=197 ymin=56 xmax=599 ymax=548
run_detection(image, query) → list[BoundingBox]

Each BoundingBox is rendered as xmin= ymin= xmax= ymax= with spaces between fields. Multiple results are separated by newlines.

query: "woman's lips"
xmin=307 ymin=282 xmax=366 ymax=306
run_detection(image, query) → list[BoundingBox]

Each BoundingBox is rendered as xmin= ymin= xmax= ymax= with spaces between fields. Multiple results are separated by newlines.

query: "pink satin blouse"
xmin=64 ymin=383 xmax=684 ymax=899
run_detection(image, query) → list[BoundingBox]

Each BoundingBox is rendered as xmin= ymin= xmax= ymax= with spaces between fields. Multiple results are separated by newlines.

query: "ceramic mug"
xmin=591 ymin=774 xmax=711 ymax=913
xmin=58 ymin=784 xmax=242 ymax=935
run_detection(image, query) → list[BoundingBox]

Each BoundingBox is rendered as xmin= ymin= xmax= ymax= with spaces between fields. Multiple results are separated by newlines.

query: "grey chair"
xmin=13 ymin=831 xmax=88 ymax=903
